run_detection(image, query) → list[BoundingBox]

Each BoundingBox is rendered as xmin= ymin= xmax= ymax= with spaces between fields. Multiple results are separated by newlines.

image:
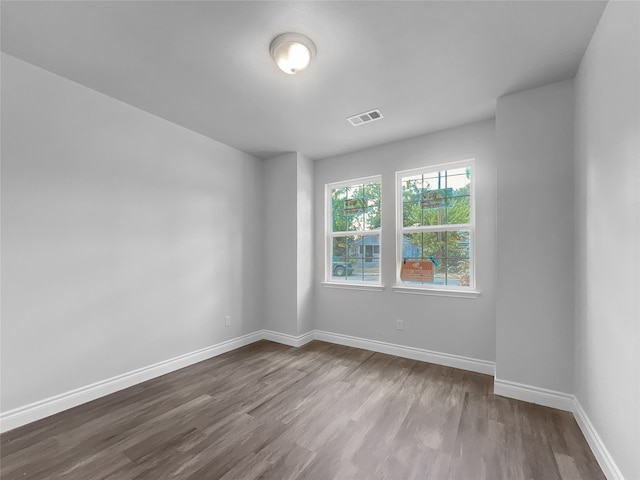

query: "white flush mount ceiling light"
xmin=269 ymin=33 xmax=316 ymax=75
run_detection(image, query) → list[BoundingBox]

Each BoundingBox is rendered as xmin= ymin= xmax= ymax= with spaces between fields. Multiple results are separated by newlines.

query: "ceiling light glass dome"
xmin=269 ymin=33 xmax=316 ymax=75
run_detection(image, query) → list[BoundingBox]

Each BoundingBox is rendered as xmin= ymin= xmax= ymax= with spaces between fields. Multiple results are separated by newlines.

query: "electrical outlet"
xmin=396 ymin=319 xmax=403 ymax=331
xmin=225 ymin=315 xmax=232 ymax=327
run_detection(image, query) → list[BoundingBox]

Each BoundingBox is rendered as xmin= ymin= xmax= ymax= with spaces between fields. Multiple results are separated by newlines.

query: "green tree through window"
xmin=397 ymin=163 xmax=474 ymax=288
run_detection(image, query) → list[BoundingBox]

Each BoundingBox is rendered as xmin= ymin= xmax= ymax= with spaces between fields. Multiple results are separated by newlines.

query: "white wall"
xmin=0 ymin=53 xmax=264 ymax=412
xmin=495 ymin=80 xmax=575 ymax=394
xmin=297 ymin=153 xmax=314 ymax=335
xmin=263 ymin=153 xmax=298 ymax=335
xmin=263 ymin=152 xmax=314 ymax=337
xmin=313 ymin=120 xmax=497 ymax=362
xmin=574 ymin=1 xmax=640 ymax=478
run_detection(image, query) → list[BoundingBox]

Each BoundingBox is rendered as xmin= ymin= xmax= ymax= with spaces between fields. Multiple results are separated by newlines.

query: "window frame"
xmin=324 ymin=175 xmax=383 ymax=288
xmin=394 ymin=159 xmax=479 ymax=296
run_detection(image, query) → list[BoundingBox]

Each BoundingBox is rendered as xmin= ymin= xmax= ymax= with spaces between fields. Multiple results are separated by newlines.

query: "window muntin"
xmin=327 ymin=176 xmax=381 ymax=284
xmin=397 ymin=161 xmax=474 ymax=289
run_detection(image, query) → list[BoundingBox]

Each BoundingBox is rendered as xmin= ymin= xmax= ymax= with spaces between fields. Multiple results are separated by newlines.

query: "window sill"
xmin=392 ymin=286 xmax=481 ymax=299
xmin=322 ymin=282 xmax=385 ymax=292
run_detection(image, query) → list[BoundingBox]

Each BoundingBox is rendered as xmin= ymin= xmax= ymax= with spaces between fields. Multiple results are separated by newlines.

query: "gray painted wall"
xmin=263 ymin=152 xmax=315 ymax=337
xmin=263 ymin=153 xmax=298 ymax=335
xmin=574 ymin=2 xmax=640 ymax=477
xmin=297 ymin=153 xmax=314 ymax=336
xmin=495 ymin=80 xmax=575 ymax=393
xmin=1 ymin=53 xmax=265 ymax=411
xmin=313 ymin=120 xmax=497 ymax=362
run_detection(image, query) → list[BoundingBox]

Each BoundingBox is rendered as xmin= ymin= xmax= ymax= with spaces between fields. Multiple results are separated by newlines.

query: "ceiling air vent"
xmin=347 ymin=109 xmax=383 ymax=126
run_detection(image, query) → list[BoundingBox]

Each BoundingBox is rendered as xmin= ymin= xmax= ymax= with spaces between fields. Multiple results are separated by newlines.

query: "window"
xmin=326 ymin=176 xmax=381 ymax=284
xmin=396 ymin=160 xmax=475 ymax=290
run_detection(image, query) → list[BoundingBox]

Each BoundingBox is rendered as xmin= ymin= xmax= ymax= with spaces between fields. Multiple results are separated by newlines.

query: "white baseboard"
xmin=1 ymin=328 xmax=495 ymax=433
xmin=493 ymin=377 xmax=575 ymax=411
xmin=0 ymin=331 xmax=263 ymax=433
xmin=493 ymin=379 xmax=624 ymax=479
xmin=572 ymin=399 xmax=624 ymax=480
xmin=0 ymin=328 xmax=625 ymax=480
xmin=6 ymin=327 xmax=621 ymax=480
xmin=314 ymin=330 xmax=496 ymax=375
xmin=261 ymin=329 xmax=315 ymax=348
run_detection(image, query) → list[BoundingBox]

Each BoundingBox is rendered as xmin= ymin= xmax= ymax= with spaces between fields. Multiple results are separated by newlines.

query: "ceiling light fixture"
xmin=269 ymin=33 xmax=316 ymax=75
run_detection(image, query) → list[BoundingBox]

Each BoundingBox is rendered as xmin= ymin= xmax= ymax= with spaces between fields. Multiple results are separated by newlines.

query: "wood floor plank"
xmin=0 ymin=340 xmax=606 ymax=479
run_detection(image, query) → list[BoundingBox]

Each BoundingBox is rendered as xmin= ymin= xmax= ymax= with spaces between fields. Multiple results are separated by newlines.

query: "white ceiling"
xmin=1 ymin=1 xmax=606 ymax=160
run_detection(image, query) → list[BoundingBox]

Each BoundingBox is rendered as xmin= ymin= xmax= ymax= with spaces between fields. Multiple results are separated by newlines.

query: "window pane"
xmin=446 ymin=230 xmax=470 ymax=259
xmin=332 ymin=236 xmax=349 ymax=261
xmin=421 ymin=180 xmax=452 ymax=226
xmin=402 ymin=176 xmax=422 ymax=203
xmin=331 ymin=187 xmax=347 ymax=232
xmin=331 ymin=234 xmax=380 ymax=283
xmin=446 ymin=230 xmax=471 ymax=286
xmin=402 ymin=232 xmax=423 ymax=260
xmin=365 ymin=206 xmax=381 ymax=230
xmin=421 ymin=202 xmax=447 ymax=226
xmin=401 ymin=167 xmax=471 ymax=228
xmin=447 ymin=195 xmax=470 ymax=224
xmin=434 ymin=260 xmax=447 ymax=286
xmin=348 ymin=236 xmax=364 ymax=259
xmin=365 ymin=182 xmax=381 ymax=207
xmin=401 ymin=231 xmax=470 ymax=286
xmin=403 ymin=202 xmax=422 ymax=227
xmin=332 ymin=181 xmax=381 ymax=233
xmin=331 ymin=236 xmax=356 ymax=281
xmin=402 ymin=232 xmax=446 ymax=260
xmin=345 ymin=186 xmax=364 ymax=232
xmin=448 ymin=259 xmax=471 ymax=286
xmin=446 ymin=168 xmax=471 ymax=191
xmin=346 ymin=209 xmax=364 ymax=231
xmin=423 ymin=232 xmax=447 ymax=258
xmin=399 ymin=256 xmax=445 ymax=286
xmin=423 ymin=171 xmax=443 ymax=191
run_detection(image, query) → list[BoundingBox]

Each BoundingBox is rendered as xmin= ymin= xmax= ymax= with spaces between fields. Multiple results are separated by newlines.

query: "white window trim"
xmin=391 ymin=285 xmax=480 ymax=298
xmin=395 ymin=159 xmax=478 ymax=293
xmin=322 ymin=282 xmax=386 ymax=292
xmin=325 ymin=175 xmax=383 ymax=286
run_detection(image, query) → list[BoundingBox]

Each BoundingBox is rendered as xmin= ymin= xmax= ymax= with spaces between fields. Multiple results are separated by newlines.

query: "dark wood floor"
xmin=1 ymin=340 xmax=605 ymax=480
